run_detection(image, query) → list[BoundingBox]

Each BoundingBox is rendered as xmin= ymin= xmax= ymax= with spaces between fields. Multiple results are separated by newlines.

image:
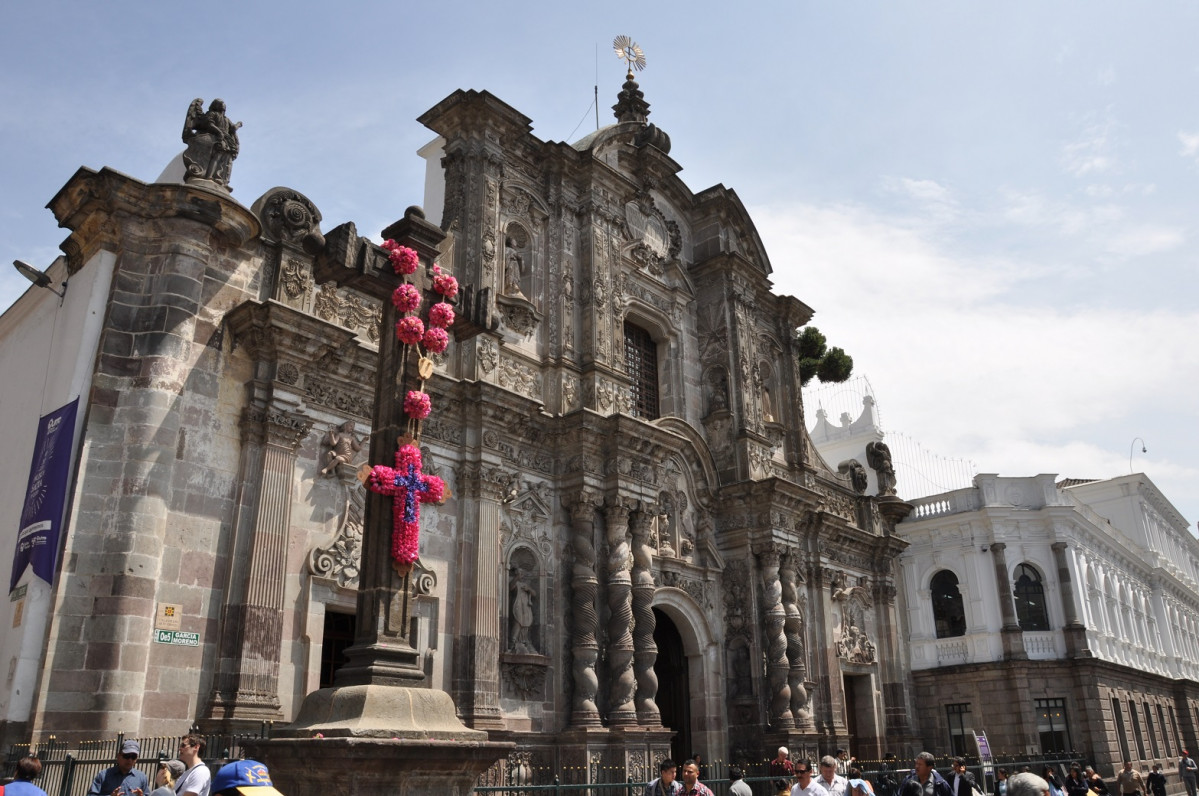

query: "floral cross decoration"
xmin=363 ymin=240 xmax=459 ymax=574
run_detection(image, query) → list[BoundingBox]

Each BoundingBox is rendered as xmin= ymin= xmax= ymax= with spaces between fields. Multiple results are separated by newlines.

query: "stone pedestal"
xmin=246 ymin=735 xmax=509 ymax=796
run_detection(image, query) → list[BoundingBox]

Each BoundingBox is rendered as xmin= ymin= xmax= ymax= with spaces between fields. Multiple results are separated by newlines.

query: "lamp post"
xmin=1129 ymin=437 xmax=1147 ymax=473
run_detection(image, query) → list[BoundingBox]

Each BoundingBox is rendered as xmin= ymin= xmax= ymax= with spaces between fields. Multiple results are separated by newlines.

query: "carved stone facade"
xmin=0 ymin=84 xmax=915 ymax=770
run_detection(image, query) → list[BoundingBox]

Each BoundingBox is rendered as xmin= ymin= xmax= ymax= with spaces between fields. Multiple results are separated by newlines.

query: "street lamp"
xmin=12 ymin=260 xmax=67 ymax=299
xmin=1129 ymin=437 xmax=1147 ymax=473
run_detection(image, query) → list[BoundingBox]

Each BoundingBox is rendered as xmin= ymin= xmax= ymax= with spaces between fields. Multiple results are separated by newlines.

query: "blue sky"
xmin=2 ymin=2 xmax=1197 ymax=528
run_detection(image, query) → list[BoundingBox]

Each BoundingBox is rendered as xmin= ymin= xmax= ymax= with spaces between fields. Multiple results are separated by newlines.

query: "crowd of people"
xmin=3 ymin=736 xmax=284 ymax=796
xmin=645 ymin=748 xmax=1199 ymax=796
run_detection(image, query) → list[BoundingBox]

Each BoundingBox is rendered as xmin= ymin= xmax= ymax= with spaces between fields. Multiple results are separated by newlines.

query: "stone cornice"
xmin=48 ymin=167 xmax=261 ymax=273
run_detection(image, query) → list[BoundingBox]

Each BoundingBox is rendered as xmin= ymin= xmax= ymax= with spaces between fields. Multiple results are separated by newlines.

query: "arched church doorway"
xmin=653 ymin=607 xmax=691 ymax=764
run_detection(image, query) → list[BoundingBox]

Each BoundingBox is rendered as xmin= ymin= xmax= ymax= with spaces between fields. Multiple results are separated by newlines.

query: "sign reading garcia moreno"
xmin=11 ymin=399 xmax=78 ymax=593
xmin=155 ymin=630 xmax=200 ymax=647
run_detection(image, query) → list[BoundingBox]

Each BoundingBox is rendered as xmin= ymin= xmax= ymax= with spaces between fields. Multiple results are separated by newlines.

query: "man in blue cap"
xmin=211 ymin=760 xmax=284 ymax=796
xmin=88 ymin=740 xmax=150 ymax=796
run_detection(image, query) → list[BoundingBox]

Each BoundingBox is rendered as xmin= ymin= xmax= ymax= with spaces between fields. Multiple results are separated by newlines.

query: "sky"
xmin=2 ymin=2 xmax=1197 ymax=529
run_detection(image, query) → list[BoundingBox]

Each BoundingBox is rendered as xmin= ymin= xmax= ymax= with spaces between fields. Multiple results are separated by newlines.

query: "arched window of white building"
xmin=1014 ymin=563 xmax=1050 ymax=632
xmin=931 ymin=569 xmax=967 ymax=639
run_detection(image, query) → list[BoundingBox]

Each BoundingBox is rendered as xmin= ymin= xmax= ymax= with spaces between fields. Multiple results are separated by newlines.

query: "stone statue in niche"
xmin=705 ymin=369 xmax=729 ymax=415
xmin=508 ymin=559 xmax=538 ymax=654
xmin=837 ymin=459 xmax=869 ymax=495
xmin=654 ymin=492 xmax=676 ymax=557
xmin=762 ymin=387 xmax=776 ymax=423
xmin=320 ymin=420 xmax=364 ymax=477
xmin=182 ymin=98 xmax=241 ymax=190
xmin=866 ymin=441 xmax=897 ymax=497
xmin=677 ymin=495 xmax=695 ymax=562
xmin=503 ymin=236 xmax=526 ymax=298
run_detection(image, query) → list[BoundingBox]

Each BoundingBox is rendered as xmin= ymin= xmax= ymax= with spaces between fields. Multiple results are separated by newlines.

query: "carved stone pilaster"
xmin=207 ymin=402 xmax=313 ymax=726
xmin=630 ymin=507 xmax=660 ymax=726
xmin=604 ymin=498 xmax=637 ymax=727
xmin=756 ymin=544 xmax=793 ymax=729
xmin=568 ymin=493 xmax=602 ymax=727
xmin=780 ymin=552 xmax=812 ymax=730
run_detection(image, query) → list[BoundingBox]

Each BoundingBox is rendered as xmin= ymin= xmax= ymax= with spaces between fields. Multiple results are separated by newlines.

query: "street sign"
xmin=154 ymin=629 xmax=200 ymax=647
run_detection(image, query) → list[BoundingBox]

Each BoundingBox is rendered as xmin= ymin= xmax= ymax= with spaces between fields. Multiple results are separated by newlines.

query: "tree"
xmin=796 ymin=326 xmax=853 ymax=387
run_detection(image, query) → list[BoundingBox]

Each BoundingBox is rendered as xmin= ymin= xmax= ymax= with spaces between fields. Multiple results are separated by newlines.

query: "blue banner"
xmin=11 ymin=398 xmax=78 ymax=593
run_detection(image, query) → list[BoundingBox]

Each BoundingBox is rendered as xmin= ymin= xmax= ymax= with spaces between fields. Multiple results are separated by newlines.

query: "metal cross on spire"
xmin=613 ymin=35 xmax=646 ymax=80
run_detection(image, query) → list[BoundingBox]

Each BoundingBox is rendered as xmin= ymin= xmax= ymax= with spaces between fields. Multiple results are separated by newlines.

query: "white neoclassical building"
xmin=901 ymin=473 xmax=1199 ymax=767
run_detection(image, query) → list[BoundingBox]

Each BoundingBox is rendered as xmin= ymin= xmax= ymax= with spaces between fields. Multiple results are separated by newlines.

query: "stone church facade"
xmin=1 ymin=81 xmax=915 ymax=775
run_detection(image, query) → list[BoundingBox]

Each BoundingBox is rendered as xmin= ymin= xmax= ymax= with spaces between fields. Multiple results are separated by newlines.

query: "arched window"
xmin=931 ymin=570 xmax=966 ymax=638
xmin=624 ymin=320 xmax=659 ymax=420
xmin=1014 ymin=563 xmax=1050 ymax=631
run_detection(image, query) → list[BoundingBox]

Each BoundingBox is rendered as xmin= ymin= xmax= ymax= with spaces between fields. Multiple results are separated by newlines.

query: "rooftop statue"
xmin=182 ymin=98 xmax=241 ymax=190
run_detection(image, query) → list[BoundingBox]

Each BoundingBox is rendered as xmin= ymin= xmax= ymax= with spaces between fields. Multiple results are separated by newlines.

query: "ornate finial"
xmin=613 ymin=35 xmax=646 ymax=80
xmin=612 ymin=36 xmax=651 ymax=124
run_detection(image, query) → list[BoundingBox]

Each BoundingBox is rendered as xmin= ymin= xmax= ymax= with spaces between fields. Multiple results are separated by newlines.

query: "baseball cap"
xmin=211 ymin=760 xmax=284 ymax=796
xmin=120 ymin=740 xmax=141 ymax=756
xmin=162 ymin=760 xmax=186 ymax=779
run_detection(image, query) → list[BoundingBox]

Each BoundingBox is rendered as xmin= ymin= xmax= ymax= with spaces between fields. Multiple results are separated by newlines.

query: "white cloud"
xmin=1062 ymin=113 xmax=1117 ymax=177
xmin=754 ymin=199 xmax=1199 ymax=524
xmin=1178 ymin=131 xmax=1199 ymax=162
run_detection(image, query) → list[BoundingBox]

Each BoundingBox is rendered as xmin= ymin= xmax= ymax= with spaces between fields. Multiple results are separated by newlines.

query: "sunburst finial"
xmin=613 ymin=35 xmax=646 ymax=80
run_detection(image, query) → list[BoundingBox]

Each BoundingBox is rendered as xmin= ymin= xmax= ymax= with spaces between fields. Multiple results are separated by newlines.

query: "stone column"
xmin=605 ymin=498 xmax=638 ymax=727
xmin=757 ymin=544 xmax=794 ymax=729
xmin=780 ymin=552 xmax=811 ymax=730
xmin=990 ymin=542 xmax=1027 ymax=660
xmin=1052 ymin=541 xmax=1091 ymax=658
xmin=568 ymin=494 xmax=602 ymax=727
xmin=207 ymin=401 xmax=311 ymax=726
xmin=630 ymin=506 xmax=660 ymax=726
xmin=453 ymin=464 xmax=506 ymax=729
xmin=873 ymin=575 xmax=913 ymax=738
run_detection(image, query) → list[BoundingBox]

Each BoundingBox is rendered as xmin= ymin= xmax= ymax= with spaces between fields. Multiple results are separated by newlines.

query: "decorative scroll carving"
xmin=304 ymin=375 xmax=372 ymax=420
xmin=498 ymin=355 xmax=542 ymax=401
xmin=257 ymin=188 xmax=323 ymax=250
xmin=307 ymin=476 xmax=364 ymax=588
xmin=478 ymin=338 xmax=498 ymax=374
xmin=280 ymin=258 xmax=311 ymax=300
xmin=501 ymin=662 xmax=547 ymax=701
xmin=310 ymin=281 xmax=382 ymax=341
xmin=497 ymin=294 xmax=540 ymax=337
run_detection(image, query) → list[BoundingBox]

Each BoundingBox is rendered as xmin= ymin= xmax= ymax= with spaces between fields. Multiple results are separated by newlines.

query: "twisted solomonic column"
xmin=605 ymin=498 xmax=638 ymax=727
xmin=569 ymin=494 xmax=602 ymax=727
xmin=780 ymin=552 xmax=811 ymax=729
xmin=630 ymin=506 xmax=660 ymax=726
xmin=758 ymin=544 xmax=794 ymax=729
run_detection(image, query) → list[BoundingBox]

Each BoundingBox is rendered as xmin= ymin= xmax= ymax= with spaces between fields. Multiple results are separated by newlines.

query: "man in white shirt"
xmin=816 ymin=756 xmax=848 ymax=796
xmin=793 ymin=762 xmax=826 ymax=796
xmin=175 ymin=735 xmax=211 ymax=796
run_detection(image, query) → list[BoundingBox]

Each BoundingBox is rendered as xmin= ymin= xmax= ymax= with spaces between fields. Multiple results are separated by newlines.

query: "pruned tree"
xmin=796 ymin=326 xmax=853 ymax=387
